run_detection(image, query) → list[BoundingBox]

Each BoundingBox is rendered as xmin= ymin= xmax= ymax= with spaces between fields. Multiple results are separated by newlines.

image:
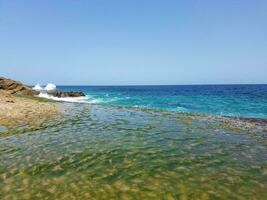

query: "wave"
xmin=38 ymin=93 xmax=121 ymax=104
xmin=87 ymin=98 xmax=105 ymax=104
xmin=38 ymin=93 xmax=89 ymax=103
xmin=38 ymin=92 xmax=189 ymax=113
xmin=171 ymin=106 xmax=188 ymax=112
xmin=87 ymin=95 xmax=122 ymax=104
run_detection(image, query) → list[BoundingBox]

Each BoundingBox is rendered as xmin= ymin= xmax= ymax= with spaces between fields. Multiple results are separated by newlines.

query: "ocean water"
xmin=0 ymin=85 xmax=267 ymax=199
xmin=59 ymin=85 xmax=267 ymax=118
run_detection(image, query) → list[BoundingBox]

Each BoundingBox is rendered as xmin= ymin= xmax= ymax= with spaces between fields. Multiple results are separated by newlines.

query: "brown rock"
xmin=0 ymin=77 xmax=38 ymax=96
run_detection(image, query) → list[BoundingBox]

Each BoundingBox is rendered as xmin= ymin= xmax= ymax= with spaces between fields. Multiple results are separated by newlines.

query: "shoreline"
xmin=1 ymin=87 xmax=266 ymax=132
xmin=0 ymin=90 xmax=61 ymax=127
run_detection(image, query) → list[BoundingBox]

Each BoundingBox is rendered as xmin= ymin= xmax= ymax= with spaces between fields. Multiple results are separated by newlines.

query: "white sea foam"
xmin=44 ymin=83 xmax=56 ymax=92
xmin=33 ymin=84 xmax=43 ymax=91
xmin=173 ymin=106 xmax=187 ymax=112
xmin=37 ymin=86 xmax=124 ymax=104
xmin=161 ymin=106 xmax=187 ymax=112
xmin=87 ymin=96 xmax=122 ymax=104
xmin=38 ymin=93 xmax=89 ymax=103
xmin=87 ymin=98 xmax=105 ymax=104
xmin=38 ymin=93 xmax=115 ymax=104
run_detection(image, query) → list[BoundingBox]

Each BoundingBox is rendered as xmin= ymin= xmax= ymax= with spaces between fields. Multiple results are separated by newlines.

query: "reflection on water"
xmin=0 ymin=104 xmax=267 ymax=199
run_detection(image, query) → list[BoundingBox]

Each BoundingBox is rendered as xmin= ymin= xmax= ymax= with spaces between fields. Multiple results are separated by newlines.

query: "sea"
xmin=58 ymin=84 xmax=267 ymax=118
xmin=0 ymin=85 xmax=267 ymax=199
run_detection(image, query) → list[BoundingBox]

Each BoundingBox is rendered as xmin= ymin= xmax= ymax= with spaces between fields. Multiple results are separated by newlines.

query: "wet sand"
xmin=0 ymin=90 xmax=60 ymax=127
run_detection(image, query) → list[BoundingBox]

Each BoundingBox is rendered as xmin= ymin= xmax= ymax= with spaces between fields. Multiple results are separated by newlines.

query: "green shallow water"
xmin=0 ymin=104 xmax=267 ymax=200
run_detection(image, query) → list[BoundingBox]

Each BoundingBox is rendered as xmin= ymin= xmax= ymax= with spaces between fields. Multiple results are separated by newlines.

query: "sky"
xmin=0 ymin=0 xmax=266 ymax=85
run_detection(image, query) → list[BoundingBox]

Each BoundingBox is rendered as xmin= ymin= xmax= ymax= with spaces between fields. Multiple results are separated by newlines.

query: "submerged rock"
xmin=0 ymin=77 xmax=38 ymax=96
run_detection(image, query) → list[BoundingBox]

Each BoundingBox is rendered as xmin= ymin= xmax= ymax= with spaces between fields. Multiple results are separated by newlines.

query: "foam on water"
xmin=86 ymin=95 xmax=123 ymax=104
xmin=170 ymin=106 xmax=188 ymax=112
xmin=56 ymin=85 xmax=267 ymax=118
xmin=32 ymin=84 xmax=43 ymax=91
xmin=34 ymin=85 xmax=267 ymax=118
xmin=38 ymin=93 xmax=116 ymax=104
xmin=38 ymin=93 xmax=89 ymax=103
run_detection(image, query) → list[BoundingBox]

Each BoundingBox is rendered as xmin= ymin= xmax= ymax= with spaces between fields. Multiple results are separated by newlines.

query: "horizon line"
xmin=31 ymin=83 xmax=267 ymax=87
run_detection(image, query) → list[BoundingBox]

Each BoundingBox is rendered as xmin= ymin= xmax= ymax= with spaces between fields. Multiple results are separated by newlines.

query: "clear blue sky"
xmin=0 ymin=0 xmax=266 ymax=85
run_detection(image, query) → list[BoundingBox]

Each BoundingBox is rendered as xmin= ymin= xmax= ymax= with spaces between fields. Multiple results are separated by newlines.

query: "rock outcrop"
xmin=48 ymin=91 xmax=85 ymax=98
xmin=0 ymin=77 xmax=86 ymax=98
xmin=0 ymin=77 xmax=38 ymax=96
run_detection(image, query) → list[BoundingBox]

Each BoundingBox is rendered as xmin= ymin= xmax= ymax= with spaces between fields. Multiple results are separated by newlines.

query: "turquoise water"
xmin=0 ymin=85 xmax=267 ymax=199
xmin=60 ymin=85 xmax=267 ymax=118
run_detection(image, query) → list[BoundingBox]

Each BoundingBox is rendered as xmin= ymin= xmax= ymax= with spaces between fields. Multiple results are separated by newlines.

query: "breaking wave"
xmin=38 ymin=93 xmax=120 ymax=104
xmin=38 ymin=93 xmax=89 ymax=103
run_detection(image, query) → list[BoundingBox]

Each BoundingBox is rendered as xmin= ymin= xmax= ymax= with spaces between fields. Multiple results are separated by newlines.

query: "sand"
xmin=0 ymin=90 xmax=60 ymax=127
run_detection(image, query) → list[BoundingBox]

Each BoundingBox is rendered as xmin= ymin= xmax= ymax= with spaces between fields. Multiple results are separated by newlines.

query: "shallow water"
xmin=0 ymin=125 xmax=6 ymax=133
xmin=0 ymin=103 xmax=266 ymax=199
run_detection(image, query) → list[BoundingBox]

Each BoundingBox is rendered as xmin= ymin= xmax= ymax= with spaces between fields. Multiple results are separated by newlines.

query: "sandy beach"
xmin=0 ymin=90 xmax=60 ymax=127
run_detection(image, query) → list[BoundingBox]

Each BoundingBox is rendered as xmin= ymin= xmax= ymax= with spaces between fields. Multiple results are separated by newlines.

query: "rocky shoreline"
xmin=0 ymin=77 xmax=66 ymax=127
xmin=0 ymin=77 xmax=38 ymax=96
xmin=0 ymin=77 xmax=86 ymax=98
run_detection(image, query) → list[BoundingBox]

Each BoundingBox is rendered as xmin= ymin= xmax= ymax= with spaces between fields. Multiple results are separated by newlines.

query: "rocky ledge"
xmin=0 ymin=77 xmax=38 ymax=96
xmin=48 ymin=91 xmax=85 ymax=98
